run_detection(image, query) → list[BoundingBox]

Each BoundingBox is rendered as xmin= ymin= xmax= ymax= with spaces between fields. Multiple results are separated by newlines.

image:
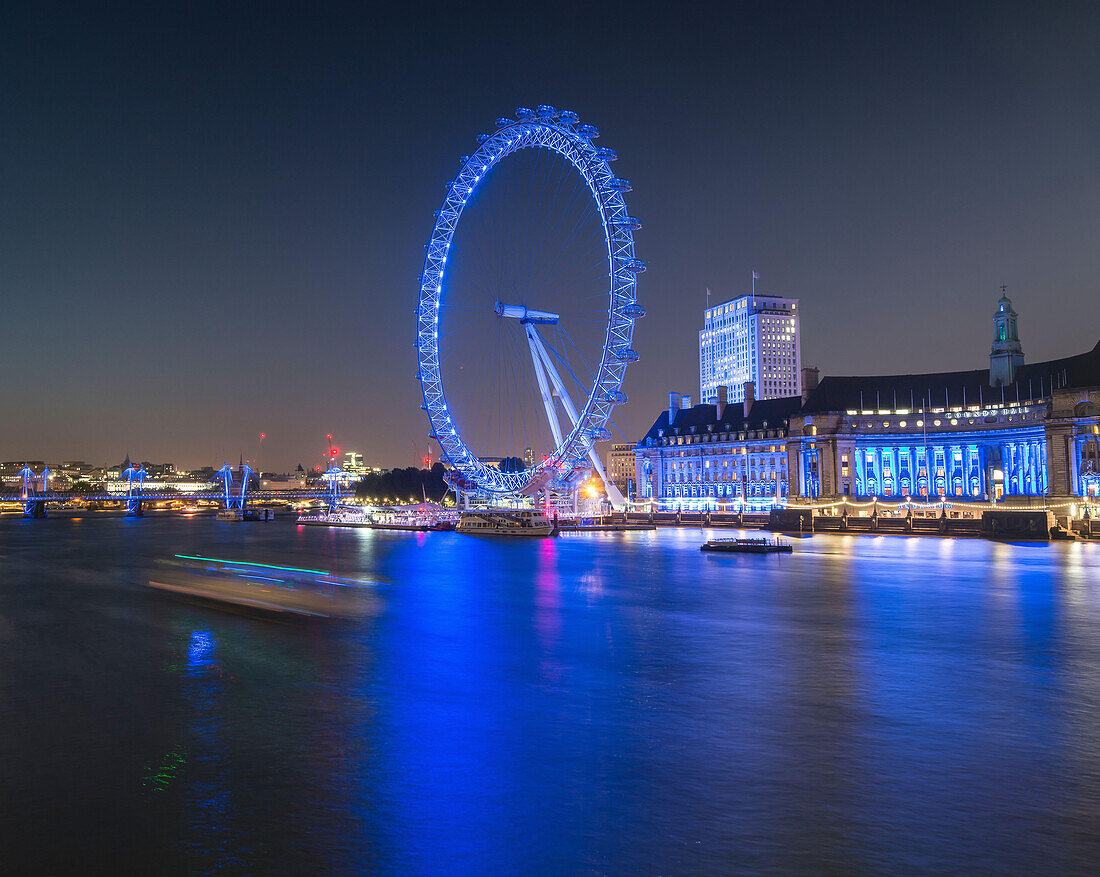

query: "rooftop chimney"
xmin=801 ymin=367 xmax=820 ymax=402
xmin=717 ymin=385 xmax=728 ymax=418
xmin=668 ymin=391 xmax=682 ymax=423
xmin=743 ymin=381 xmax=755 ymax=418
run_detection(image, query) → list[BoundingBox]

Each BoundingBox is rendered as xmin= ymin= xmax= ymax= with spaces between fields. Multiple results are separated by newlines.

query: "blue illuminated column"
xmin=801 ymin=446 xmax=819 ymax=498
xmin=1037 ymin=440 xmax=1049 ymax=495
xmin=931 ymin=446 xmax=942 ymax=496
xmin=1017 ymin=443 xmax=1026 ymax=495
xmin=977 ymin=445 xmax=989 ymax=498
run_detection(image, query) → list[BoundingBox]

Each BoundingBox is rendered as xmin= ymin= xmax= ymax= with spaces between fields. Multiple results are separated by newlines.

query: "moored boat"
xmin=298 ymin=504 xmax=457 ymax=531
xmin=701 ymin=536 xmax=792 ymax=554
xmin=457 ymin=508 xmax=556 ymax=536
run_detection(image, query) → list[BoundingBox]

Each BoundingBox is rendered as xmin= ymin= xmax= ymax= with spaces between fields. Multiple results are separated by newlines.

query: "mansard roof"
xmin=801 ymin=340 xmax=1100 ymax=414
xmin=638 ymin=396 xmax=803 ymax=445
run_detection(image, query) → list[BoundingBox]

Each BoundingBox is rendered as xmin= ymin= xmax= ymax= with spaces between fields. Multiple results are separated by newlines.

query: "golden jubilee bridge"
xmin=5 ymin=463 xmax=354 ymax=519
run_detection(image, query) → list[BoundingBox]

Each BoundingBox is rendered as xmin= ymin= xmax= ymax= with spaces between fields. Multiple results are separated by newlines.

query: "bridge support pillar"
xmin=23 ymin=499 xmax=47 ymax=519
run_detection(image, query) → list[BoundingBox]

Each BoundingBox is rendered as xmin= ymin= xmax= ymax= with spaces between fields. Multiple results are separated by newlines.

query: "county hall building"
xmin=636 ymin=292 xmax=1100 ymax=513
xmin=634 ymin=384 xmax=802 ymax=509
xmin=786 ymin=292 xmax=1100 ymax=508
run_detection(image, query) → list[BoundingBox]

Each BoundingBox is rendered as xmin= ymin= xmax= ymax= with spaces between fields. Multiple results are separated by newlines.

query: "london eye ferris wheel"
xmin=416 ymin=106 xmax=644 ymax=504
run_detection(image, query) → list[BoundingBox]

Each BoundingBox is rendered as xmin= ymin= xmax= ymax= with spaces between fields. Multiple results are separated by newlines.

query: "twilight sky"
xmin=3 ymin=1 xmax=1098 ymax=471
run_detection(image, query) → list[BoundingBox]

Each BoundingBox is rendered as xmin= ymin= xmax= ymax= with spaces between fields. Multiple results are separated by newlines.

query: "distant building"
xmin=1 ymin=461 xmax=46 ymax=483
xmin=106 ymin=477 xmax=207 ymax=494
xmin=343 ymin=452 xmax=369 ymax=476
xmin=699 ymin=292 xmax=801 ymax=405
xmin=260 ymin=475 xmax=309 ymax=490
xmin=605 ymin=443 xmax=636 ymax=493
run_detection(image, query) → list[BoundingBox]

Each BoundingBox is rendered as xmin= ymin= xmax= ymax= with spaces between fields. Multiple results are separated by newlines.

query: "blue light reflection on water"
xmin=2 ymin=516 xmax=1100 ymax=872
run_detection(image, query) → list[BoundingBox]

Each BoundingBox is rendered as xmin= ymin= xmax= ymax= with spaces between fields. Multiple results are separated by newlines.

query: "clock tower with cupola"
xmin=990 ymin=286 xmax=1024 ymax=387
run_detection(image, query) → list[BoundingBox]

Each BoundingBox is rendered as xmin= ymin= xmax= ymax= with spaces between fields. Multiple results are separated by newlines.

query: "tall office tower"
xmin=699 ymin=293 xmax=801 ymax=405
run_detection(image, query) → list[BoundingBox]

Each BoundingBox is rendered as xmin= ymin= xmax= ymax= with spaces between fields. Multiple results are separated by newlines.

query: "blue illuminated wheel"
xmin=416 ymin=106 xmax=644 ymax=496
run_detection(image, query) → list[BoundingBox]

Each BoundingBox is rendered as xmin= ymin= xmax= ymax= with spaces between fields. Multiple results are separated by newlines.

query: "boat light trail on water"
xmin=173 ymin=554 xmax=331 ymax=576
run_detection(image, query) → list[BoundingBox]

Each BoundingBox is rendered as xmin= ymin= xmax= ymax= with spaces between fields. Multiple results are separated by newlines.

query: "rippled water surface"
xmin=3 ymin=514 xmax=1100 ymax=874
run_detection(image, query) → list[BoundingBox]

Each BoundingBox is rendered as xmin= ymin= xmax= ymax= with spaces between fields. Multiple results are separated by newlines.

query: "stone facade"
xmin=634 ymin=390 xmax=800 ymax=510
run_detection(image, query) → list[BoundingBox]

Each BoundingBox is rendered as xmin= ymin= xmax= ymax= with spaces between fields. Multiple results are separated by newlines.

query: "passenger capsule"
xmin=603 ymin=390 xmax=628 ymax=404
xmin=612 ymin=215 xmax=642 ymax=231
xmin=577 ymin=124 xmax=600 ymax=139
xmin=586 ymin=427 xmax=612 ymax=442
xmin=557 ymin=110 xmax=579 ymax=125
xmin=595 ymin=147 xmax=618 ymax=162
xmin=609 ymin=178 xmax=632 ymax=193
xmin=622 ymin=258 xmax=646 ymax=273
xmin=514 ymin=107 xmax=535 ymax=120
xmin=612 ymin=348 xmax=640 ymax=363
xmin=536 ymin=104 xmax=557 ymax=118
xmin=624 ymin=302 xmax=647 ymax=318
xmin=476 ymin=133 xmax=491 ymax=143
xmin=495 ymin=117 xmax=513 ymax=128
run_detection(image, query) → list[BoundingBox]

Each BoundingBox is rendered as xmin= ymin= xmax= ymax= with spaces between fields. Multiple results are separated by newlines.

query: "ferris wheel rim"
xmin=416 ymin=107 xmax=640 ymax=495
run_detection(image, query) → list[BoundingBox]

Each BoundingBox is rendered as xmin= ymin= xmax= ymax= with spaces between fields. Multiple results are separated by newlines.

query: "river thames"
xmin=3 ymin=515 xmax=1100 ymax=874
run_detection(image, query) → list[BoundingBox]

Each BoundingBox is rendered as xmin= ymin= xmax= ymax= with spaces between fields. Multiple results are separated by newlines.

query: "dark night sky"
xmin=3 ymin=1 xmax=1098 ymax=471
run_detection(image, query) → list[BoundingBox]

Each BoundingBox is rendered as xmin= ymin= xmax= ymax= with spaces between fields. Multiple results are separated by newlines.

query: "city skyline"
xmin=3 ymin=2 xmax=1098 ymax=470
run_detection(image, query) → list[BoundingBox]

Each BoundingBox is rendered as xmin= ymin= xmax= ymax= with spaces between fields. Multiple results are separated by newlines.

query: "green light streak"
xmin=142 ymin=745 xmax=187 ymax=792
xmin=173 ymin=554 xmax=330 ymax=576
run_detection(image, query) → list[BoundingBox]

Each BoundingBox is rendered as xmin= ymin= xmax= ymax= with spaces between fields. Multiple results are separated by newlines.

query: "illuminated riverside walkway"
xmin=612 ymin=500 xmax=1100 ymax=541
